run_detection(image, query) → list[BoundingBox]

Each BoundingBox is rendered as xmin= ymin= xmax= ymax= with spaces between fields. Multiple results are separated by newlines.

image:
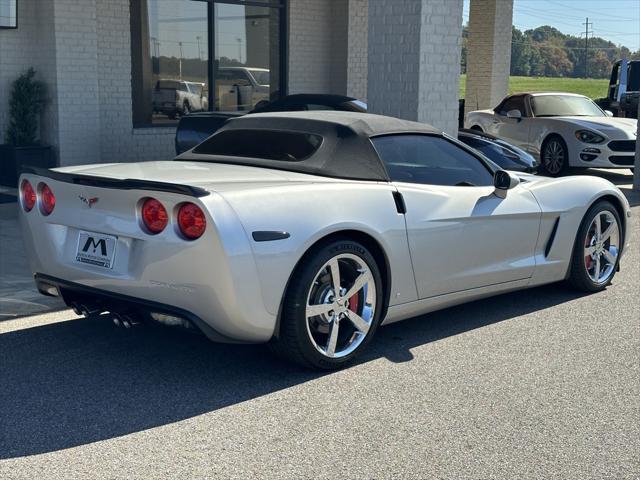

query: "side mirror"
xmin=605 ymin=109 xmax=614 ymax=117
xmin=494 ymin=170 xmax=520 ymax=198
xmin=506 ymin=109 xmax=522 ymax=120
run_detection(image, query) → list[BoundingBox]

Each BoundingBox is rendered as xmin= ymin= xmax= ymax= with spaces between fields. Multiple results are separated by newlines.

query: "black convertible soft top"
xmin=178 ymin=111 xmax=441 ymax=181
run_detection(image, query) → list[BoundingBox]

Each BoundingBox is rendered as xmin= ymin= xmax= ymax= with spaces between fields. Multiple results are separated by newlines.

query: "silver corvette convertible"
xmin=19 ymin=112 xmax=631 ymax=369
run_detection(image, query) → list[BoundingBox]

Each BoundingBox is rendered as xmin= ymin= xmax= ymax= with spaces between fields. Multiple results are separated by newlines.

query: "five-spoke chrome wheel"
xmin=305 ymin=253 xmax=376 ymax=359
xmin=583 ymin=210 xmax=620 ymax=285
xmin=542 ymin=138 xmax=567 ymax=176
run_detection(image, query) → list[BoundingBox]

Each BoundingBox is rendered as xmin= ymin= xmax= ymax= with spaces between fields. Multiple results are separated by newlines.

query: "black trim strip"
xmin=392 ymin=191 xmax=406 ymax=214
xmin=545 ymin=217 xmax=560 ymax=257
xmin=21 ymin=166 xmax=210 ymax=198
xmin=252 ymin=231 xmax=290 ymax=242
xmin=34 ymin=273 xmax=243 ymax=344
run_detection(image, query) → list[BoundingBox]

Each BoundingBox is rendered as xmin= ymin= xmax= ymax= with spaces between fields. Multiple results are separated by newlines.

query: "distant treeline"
xmin=461 ymin=25 xmax=640 ymax=79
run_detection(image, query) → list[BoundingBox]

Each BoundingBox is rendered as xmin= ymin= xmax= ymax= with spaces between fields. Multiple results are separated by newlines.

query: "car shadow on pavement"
xmin=0 ymin=281 xmax=590 ymax=460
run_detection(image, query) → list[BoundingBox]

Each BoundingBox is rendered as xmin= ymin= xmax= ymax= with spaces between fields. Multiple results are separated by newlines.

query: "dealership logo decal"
xmin=79 ymin=195 xmax=99 ymax=208
xmin=82 ymin=237 xmax=107 ymax=256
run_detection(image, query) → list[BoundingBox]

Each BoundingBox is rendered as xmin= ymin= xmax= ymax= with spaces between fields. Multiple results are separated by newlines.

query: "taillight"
xmin=177 ymin=202 xmax=206 ymax=240
xmin=21 ymin=179 xmax=36 ymax=212
xmin=39 ymin=182 xmax=56 ymax=215
xmin=141 ymin=198 xmax=168 ymax=234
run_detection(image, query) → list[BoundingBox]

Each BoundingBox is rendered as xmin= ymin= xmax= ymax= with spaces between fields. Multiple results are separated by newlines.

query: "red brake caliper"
xmin=585 ymin=236 xmax=592 ymax=270
xmin=348 ymin=294 xmax=359 ymax=313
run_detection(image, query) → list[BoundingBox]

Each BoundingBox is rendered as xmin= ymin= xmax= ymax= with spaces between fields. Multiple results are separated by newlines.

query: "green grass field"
xmin=460 ymin=75 xmax=609 ymax=100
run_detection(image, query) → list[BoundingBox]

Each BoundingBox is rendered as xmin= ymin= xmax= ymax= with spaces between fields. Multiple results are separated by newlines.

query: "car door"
xmin=372 ymin=134 xmax=542 ymax=299
xmin=488 ymin=95 xmax=533 ymax=151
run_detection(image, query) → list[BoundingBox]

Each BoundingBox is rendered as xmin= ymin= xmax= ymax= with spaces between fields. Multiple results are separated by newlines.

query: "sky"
xmin=463 ymin=0 xmax=640 ymax=52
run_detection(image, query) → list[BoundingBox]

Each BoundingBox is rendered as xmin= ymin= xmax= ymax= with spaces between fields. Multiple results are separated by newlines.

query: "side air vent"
xmin=545 ymin=217 xmax=560 ymax=257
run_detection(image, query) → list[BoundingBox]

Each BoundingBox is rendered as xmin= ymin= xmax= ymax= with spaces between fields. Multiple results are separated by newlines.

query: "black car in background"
xmin=458 ymin=129 xmax=538 ymax=173
xmin=175 ymin=94 xmax=366 ymax=154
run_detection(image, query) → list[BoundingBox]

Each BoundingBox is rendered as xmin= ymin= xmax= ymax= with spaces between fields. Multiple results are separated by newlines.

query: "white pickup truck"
xmin=152 ymin=80 xmax=208 ymax=119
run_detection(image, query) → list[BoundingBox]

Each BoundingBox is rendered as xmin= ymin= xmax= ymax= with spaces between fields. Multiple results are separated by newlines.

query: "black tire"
xmin=470 ymin=125 xmax=483 ymax=132
xmin=270 ymin=239 xmax=384 ymax=370
xmin=540 ymin=135 xmax=569 ymax=177
xmin=567 ymin=200 xmax=623 ymax=292
xmin=182 ymin=102 xmax=190 ymax=116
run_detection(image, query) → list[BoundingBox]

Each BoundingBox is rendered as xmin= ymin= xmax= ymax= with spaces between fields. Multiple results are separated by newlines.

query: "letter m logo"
xmin=83 ymin=237 xmax=107 ymax=256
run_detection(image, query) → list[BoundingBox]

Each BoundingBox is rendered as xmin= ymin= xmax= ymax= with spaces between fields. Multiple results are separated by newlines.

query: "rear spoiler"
xmin=21 ymin=166 xmax=210 ymax=198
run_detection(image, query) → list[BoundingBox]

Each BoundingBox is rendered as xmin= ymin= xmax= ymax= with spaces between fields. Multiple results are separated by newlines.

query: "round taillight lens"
xmin=21 ymin=179 xmax=36 ymax=212
xmin=177 ymin=203 xmax=206 ymax=240
xmin=141 ymin=198 xmax=168 ymax=234
xmin=39 ymin=183 xmax=56 ymax=215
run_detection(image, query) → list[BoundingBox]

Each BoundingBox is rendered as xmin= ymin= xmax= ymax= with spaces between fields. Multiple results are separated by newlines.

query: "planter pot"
xmin=0 ymin=145 xmax=55 ymax=187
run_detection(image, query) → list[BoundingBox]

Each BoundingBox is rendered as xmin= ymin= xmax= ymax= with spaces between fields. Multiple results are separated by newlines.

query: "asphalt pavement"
xmin=0 ymin=170 xmax=638 ymax=479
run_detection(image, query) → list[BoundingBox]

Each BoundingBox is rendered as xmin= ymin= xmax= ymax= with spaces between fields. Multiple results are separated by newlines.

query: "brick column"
xmin=464 ymin=0 xmax=514 ymax=116
xmin=52 ymin=0 xmax=101 ymax=166
xmin=367 ymin=0 xmax=463 ymax=136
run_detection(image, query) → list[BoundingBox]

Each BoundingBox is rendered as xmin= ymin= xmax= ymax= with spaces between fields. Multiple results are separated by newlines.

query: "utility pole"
xmin=582 ymin=17 xmax=593 ymax=78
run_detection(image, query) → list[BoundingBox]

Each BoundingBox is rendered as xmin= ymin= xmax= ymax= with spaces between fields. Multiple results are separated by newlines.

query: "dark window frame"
xmin=130 ymin=0 xmax=288 ymax=128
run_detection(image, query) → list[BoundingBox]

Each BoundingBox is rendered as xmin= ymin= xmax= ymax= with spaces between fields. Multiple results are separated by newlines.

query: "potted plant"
xmin=0 ymin=68 xmax=54 ymax=187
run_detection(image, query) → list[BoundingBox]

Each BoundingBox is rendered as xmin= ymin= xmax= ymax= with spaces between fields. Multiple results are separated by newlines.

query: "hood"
xmin=54 ymin=160 xmax=331 ymax=191
xmin=551 ymin=116 xmax=637 ymax=136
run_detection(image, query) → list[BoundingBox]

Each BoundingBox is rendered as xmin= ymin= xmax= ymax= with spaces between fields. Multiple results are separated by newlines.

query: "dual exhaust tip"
xmin=70 ymin=301 xmax=140 ymax=329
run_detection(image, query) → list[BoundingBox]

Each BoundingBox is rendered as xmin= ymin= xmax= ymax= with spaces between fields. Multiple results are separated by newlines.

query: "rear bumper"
xmin=19 ymin=171 xmax=278 ymax=344
xmin=36 ymin=273 xmax=243 ymax=343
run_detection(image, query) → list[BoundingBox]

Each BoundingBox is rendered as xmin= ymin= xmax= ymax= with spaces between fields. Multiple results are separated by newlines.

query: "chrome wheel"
xmin=583 ymin=210 xmax=620 ymax=284
xmin=305 ymin=253 xmax=377 ymax=359
xmin=542 ymin=139 xmax=566 ymax=175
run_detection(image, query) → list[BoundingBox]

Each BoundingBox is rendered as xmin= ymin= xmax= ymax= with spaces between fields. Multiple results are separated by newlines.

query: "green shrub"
xmin=5 ymin=68 xmax=48 ymax=146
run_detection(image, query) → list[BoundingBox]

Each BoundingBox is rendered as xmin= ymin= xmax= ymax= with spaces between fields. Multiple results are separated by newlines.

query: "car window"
xmin=192 ymin=129 xmax=323 ymax=161
xmin=217 ymin=70 xmax=251 ymax=86
xmin=372 ymin=135 xmax=494 ymax=187
xmin=156 ymin=80 xmax=180 ymax=90
xmin=498 ymin=96 xmax=526 ymax=116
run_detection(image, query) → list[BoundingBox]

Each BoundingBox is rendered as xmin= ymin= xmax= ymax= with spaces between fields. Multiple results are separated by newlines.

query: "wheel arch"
xmin=271 ymin=229 xmax=392 ymax=340
xmin=592 ymin=193 xmax=627 ymax=238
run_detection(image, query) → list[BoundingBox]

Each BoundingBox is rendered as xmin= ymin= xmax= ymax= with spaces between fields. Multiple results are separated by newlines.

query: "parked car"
xmin=152 ymin=80 xmax=208 ymax=119
xmin=466 ymin=92 xmax=637 ymax=176
xmin=458 ymin=128 xmax=538 ymax=173
xmin=175 ymin=94 xmax=368 ymax=154
xmin=595 ymin=59 xmax=639 ymax=119
xmin=216 ymin=67 xmax=270 ymax=111
xmin=19 ymin=112 xmax=630 ymax=369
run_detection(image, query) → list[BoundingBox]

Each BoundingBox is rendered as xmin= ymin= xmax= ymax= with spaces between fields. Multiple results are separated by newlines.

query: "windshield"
xmin=531 ymin=95 xmax=605 ymax=117
xmin=250 ymin=70 xmax=270 ymax=86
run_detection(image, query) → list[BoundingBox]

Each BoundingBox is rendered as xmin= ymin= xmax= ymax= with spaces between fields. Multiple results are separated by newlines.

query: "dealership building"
xmin=0 ymin=0 xmax=514 ymax=166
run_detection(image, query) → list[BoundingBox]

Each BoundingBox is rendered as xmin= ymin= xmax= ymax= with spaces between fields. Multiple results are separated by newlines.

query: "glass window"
xmin=372 ymin=135 xmax=494 ymax=187
xmin=497 ymin=96 xmax=526 ymax=116
xmin=530 ymin=95 xmax=605 ymax=117
xmin=132 ymin=0 xmax=208 ymax=125
xmin=0 ymin=0 xmax=17 ymax=28
xmin=214 ymin=2 xmax=281 ymax=112
xmin=193 ymin=129 xmax=323 ymax=161
xmin=131 ymin=0 xmax=285 ymax=126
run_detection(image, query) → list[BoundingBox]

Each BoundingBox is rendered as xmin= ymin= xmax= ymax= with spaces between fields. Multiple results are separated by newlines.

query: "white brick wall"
xmin=288 ymin=0 xmax=334 ymax=94
xmin=347 ymin=0 xmax=368 ymax=102
xmin=368 ymin=0 xmax=463 ymax=135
